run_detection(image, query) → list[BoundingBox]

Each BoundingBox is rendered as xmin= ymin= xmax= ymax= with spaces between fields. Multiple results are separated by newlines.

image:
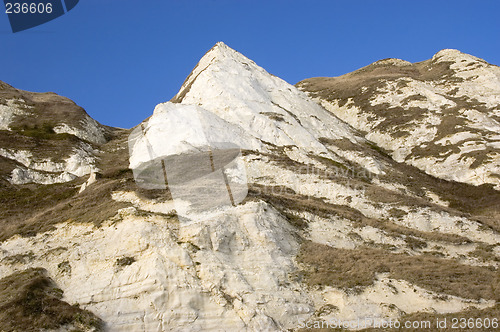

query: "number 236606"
xmin=5 ymin=2 xmax=54 ymax=14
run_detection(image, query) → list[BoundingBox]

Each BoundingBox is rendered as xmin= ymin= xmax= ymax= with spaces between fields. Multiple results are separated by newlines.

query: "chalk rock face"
xmin=172 ymin=42 xmax=361 ymax=154
xmin=1 ymin=45 xmax=499 ymax=331
xmin=0 ymin=201 xmax=312 ymax=331
xmin=298 ymin=49 xmax=500 ymax=189
xmin=129 ymin=102 xmax=259 ymax=170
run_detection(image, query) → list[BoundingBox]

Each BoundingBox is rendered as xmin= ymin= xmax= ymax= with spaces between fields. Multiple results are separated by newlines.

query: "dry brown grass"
xmin=297 ymin=241 xmax=500 ymax=301
xmin=0 ymin=268 xmax=103 ymax=331
xmin=0 ymin=130 xmax=80 ymax=162
xmin=0 ymin=177 xmax=135 ymax=241
xmin=0 ymin=128 xmax=136 ymax=241
xmin=361 ymin=143 xmax=500 ymax=235
xmin=296 ymin=56 xmax=457 ymax=105
xmin=0 ymin=125 xmax=180 ymax=241
xmin=247 ymin=182 xmax=470 ymax=247
xmin=307 ymin=133 xmax=498 ymax=240
xmin=469 ymin=243 xmax=500 ymax=263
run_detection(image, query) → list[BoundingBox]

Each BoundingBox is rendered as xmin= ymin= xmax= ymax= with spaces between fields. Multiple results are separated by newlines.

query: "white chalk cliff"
xmin=0 ymin=44 xmax=499 ymax=331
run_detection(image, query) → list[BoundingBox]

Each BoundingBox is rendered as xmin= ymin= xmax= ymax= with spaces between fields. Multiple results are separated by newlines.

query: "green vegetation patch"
xmin=11 ymin=123 xmax=78 ymax=141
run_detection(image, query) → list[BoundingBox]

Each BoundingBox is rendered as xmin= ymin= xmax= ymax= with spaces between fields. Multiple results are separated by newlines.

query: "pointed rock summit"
xmin=168 ymin=42 xmax=360 ymax=152
xmin=171 ymin=42 xmax=259 ymax=104
xmin=431 ymin=48 xmax=482 ymax=63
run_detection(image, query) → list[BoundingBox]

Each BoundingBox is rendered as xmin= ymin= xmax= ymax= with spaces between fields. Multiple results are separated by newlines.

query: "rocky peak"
xmin=170 ymin=42 xmax=361 ymax=154
xmin=171 ymin=41 xmax=260 ymax=104
xmin=0 ymin=81 xmax=109 ymax=145
xmin=431 ymin=48 xmax=480 ymax=64
xmin=372 ymin=58 xmax=412 ymax=67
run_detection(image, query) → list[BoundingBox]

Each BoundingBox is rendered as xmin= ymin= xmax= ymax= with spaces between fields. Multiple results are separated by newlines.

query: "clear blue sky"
xmin=1 ymin=0 xmax=499 ymax=129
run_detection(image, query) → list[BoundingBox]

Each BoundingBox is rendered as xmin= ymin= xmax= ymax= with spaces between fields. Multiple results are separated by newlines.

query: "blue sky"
xmin=1 ymin=0 xmax=499 ymax=129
